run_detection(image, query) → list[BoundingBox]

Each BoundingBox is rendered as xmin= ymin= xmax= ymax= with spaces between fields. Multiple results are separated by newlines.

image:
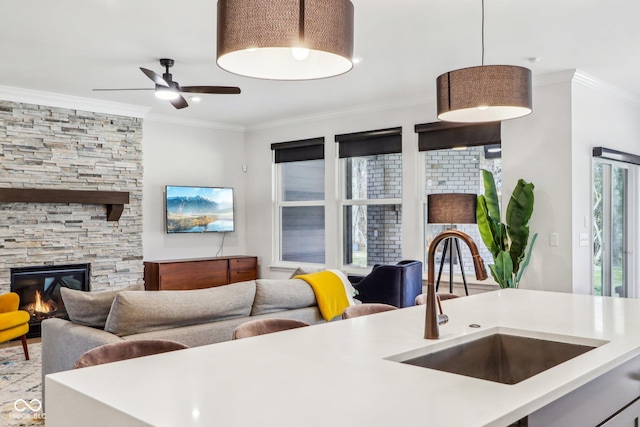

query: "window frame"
xmin=271 ymin=138 xmax=326 ymax=268
xmin=416 ymin=121 xmax=502 ymax=284
xmin=336 ymin=127 xmax=403 ymax=271
xmin=592 ymin=148 xmax=639 ymax=299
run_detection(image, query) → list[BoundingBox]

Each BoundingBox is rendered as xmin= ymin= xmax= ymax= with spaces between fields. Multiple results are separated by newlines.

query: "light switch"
xmin=549 ymin=233 xmax=559 ymax=246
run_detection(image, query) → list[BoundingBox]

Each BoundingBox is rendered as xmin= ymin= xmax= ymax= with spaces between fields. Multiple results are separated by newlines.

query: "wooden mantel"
xmin=0 ymin=188 xmax=130 ymax=221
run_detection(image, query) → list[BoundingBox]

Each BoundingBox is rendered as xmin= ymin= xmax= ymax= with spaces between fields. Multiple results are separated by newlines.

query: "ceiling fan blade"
xmin=92 ymin=88 xmax=154 ymax=91
xmin=170 ymin=94 xmax=189 ymax=109
xmin=140 ymin=67 xmax=169 ymax=87
xmin=179 ymin=86 xmax=241 ymax=95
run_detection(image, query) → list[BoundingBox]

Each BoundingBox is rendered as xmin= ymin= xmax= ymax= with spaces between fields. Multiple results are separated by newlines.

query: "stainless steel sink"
xmin=389 ymin=329 xmax=607 ymax=385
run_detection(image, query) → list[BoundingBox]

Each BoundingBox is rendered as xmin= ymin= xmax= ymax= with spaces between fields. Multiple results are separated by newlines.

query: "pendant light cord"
xmin=481 ymin=0 xmax=485 ymax=66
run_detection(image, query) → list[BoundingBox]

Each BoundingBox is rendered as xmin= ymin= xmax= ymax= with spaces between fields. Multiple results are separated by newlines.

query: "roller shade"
xmin=336 ymin=127 xmax=402 ymax=158
xmin=271 ymin=137 xmax=324 ymax=163
xmin=593 ymin=147 xmax=640 ymax=166
xmin=415 ymin=121 xmax=500 ymax=151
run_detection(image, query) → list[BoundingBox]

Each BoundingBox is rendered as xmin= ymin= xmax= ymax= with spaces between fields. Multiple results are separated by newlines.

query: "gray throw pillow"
xmin=61 ymin=283 xmax=144 ymax=328
xmin=251 ymin=279 xmax=317 ymax=316
xmin=104 ymin=280 xmax=256 ymax=337
xmin=289 ymin=267 xmax=316 ymax=279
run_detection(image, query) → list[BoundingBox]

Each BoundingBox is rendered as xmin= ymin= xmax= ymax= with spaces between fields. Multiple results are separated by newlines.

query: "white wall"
xmin=242 ymin=73 xmax=601 ymax=292
xmin=142 ymin=118 xmax=248 ymax=261
xmin=571 ymin=76 xmax=640 ymax=295
xmin=139 ymin=71 xmax=640 ymax=295
xmin=244 ymin=104 xmax=435 ymax=279
xmin=501 ymin=71 xmax=640 ymax=294
xmin=244 ymin=82 xmax=581 ymax=288
xmin=501 ymin=75 xmax=574 ymax=292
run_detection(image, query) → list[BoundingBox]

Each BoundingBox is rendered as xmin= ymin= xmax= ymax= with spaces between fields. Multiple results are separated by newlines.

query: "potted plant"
xmin=476 ymin=170 xmax=537 ymax=288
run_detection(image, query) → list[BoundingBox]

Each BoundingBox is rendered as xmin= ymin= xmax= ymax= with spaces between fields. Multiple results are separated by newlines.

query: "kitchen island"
xmin=45 ymin=289 xmax=640 ymax=426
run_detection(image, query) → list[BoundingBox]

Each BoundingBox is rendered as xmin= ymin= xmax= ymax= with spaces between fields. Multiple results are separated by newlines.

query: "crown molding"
xmin=573 ymin=70 xmax=640 ymax=109
xmin=144 ymin=113 xmax=245 ymax=132
xmin=532 ymin=69 xmax=577 ymax=87
xmin=0 ymin=85 xmax=150 ymax=118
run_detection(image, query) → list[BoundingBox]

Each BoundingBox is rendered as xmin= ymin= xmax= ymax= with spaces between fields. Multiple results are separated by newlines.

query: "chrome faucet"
xmin=424 ymin=229 xmax=488 ymax=339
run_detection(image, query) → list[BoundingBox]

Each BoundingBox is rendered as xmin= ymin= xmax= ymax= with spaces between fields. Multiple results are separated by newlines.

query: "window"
xmin=336 ymin=128 xmax=402 ymax=268
xmin=592 ymin=147 xmax=639 ymax=298
xmin=416 ymin=122 xmax=501 ymax=287
xmin=272 ymin=138 xmax=325 ymax=264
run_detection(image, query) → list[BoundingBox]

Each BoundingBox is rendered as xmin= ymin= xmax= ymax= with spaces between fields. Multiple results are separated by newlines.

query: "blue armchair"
xmin=350 ymin=260 xmax=423 ymax=308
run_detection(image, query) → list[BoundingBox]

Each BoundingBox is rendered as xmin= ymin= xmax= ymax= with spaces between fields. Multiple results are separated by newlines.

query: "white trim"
xmin=342 ymin=198 xmax=403 ymax=206
xmin=145 ymin=113 xmax=245 ymax=132
xmin=532 ymin=69 xmax=577 ymax=87
xmin=628 ymin=165 xmax=639 ymax=299
xmin=573 ymin=71 xmax=640 ymax=109
xmin=273 ymin=159 xmax=327 ymax=266
xmin=0 ymin=85 xmax=149 ymax=118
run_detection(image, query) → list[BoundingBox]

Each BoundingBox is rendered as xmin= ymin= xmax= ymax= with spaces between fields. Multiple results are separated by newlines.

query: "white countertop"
xmin=45 ymin=289 xmax=640 ymax=427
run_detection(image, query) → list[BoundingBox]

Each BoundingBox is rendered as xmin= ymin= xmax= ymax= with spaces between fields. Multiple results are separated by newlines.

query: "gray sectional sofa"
xmin=42 ymin=278 xmax=326 ymax=389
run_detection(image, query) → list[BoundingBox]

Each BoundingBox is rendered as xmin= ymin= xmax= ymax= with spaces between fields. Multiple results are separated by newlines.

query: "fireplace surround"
xmin=0 ymin=100 xmax=144 ymax=298
xmin=10 ymin=263 xmax=90 ymax=337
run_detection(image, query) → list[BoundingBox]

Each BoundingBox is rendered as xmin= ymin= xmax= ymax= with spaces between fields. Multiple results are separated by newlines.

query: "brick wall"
xmin=0 ymin=101 xmax=143 ymax=293
xmin=366 ymin=153 xmax=402 ymax=265
xmin=425 ymin=146 xmax=501 ymax=275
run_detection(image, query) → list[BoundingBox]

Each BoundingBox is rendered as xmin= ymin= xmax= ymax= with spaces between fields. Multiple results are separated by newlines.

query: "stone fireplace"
xmin=0 ymin=100 xmax=144 ymax=299
xmin=10 ymin=263 xmax=90 ymax=337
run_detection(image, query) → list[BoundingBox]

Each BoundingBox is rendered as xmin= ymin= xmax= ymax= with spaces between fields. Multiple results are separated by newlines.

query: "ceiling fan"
xmin=93 ymin=58 xmax=241 ymax=109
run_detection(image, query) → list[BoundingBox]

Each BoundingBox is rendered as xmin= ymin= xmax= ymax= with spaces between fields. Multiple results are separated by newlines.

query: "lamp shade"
xmin=437 ymin=65 xmax=532 ymax=123
xmin=427 ymin=193 xmax=477 ymax=224
xmin=217 ymin=0 xmax=354 ymax=80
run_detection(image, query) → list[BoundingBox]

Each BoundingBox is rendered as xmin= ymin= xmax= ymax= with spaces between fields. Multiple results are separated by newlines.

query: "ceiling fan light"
xmin=155 ymin=86 xmax=180 ymax=100
xmin=217 ymin=0 xmax=354 ymax=80
xmin=437 ymin=65 xmax=532 ymax=123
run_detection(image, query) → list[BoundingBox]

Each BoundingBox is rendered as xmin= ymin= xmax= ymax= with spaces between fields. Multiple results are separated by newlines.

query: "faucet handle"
xmin=436 ymin=295 xmax=449 ymax=325
xmin=436 ymin=294 xmax=444 ymax=315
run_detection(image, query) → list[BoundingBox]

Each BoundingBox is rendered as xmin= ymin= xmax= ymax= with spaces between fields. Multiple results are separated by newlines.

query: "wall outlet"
xmin=549 ymin=232 xmax=559 ymax=246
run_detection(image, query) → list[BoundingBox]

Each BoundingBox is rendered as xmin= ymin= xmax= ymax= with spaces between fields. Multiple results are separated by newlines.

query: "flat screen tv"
xmin=165 ymin=185 xmax=235 ymax=233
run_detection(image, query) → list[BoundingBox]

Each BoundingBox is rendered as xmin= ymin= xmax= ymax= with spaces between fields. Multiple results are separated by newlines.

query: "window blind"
xmin=335 ymin=127 xmax=402 ymax=158
xmin=415 ymin=121 xmax=501 ymax=151
xmin=271 ymin=137 xmax=324 ymax=163
xmin=593 ymin=147 xmax=640 ymax=166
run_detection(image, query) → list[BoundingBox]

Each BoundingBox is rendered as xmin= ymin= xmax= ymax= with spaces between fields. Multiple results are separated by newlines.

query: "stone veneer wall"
xmin=0 ymin=100 xmax=143 ymax=294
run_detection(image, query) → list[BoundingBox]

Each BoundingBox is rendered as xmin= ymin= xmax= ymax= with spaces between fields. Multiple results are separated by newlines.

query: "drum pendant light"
xmin=217 ymin=0 xmax=354 ymax=80
xmin=437 ymin=0 xmax=532 ymax=122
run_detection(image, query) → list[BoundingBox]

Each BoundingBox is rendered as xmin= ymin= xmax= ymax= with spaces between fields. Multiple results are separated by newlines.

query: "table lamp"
xmin=427 ymin=193 xmax=478 ymax=295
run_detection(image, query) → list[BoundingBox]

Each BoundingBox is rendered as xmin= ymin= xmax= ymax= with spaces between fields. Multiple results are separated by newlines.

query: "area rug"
xmin=0 ymin=342 xmax=44 ymax=427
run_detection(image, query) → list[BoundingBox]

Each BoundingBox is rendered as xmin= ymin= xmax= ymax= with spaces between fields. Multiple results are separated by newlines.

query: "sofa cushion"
xmin=61 ymin=283 xmax=144 ymax=329
xmin=104 ymin=280 xmax=256 ymax=337
xmin=251 ymin=279 xmax=316 ymax=316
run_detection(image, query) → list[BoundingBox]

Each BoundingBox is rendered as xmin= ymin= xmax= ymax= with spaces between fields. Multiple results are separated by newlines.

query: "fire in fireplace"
xmin=10 ymin=264 xmax=90 ymax=337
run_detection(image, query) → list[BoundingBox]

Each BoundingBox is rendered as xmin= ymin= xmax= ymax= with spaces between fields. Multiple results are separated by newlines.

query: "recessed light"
xmin=527 ymin=57 xmax=541 ymax=63
xmin=190 ymin=96 xmax=201 ymax=103
xmin=352 ymin=57 xmax=363 ymax=64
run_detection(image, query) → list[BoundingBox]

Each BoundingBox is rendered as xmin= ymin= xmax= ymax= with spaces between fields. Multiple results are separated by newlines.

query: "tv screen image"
xmin=165 ymin=186 xmax=235 ymax=233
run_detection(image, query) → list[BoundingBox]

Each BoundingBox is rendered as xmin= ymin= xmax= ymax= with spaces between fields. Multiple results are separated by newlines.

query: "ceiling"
xmin=1 ymin=0 xmax=638 ymax=128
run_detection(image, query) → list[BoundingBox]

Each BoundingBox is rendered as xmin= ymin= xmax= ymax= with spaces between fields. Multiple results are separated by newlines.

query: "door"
xmin=593 ymin=160 xmax=629 ymax=297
